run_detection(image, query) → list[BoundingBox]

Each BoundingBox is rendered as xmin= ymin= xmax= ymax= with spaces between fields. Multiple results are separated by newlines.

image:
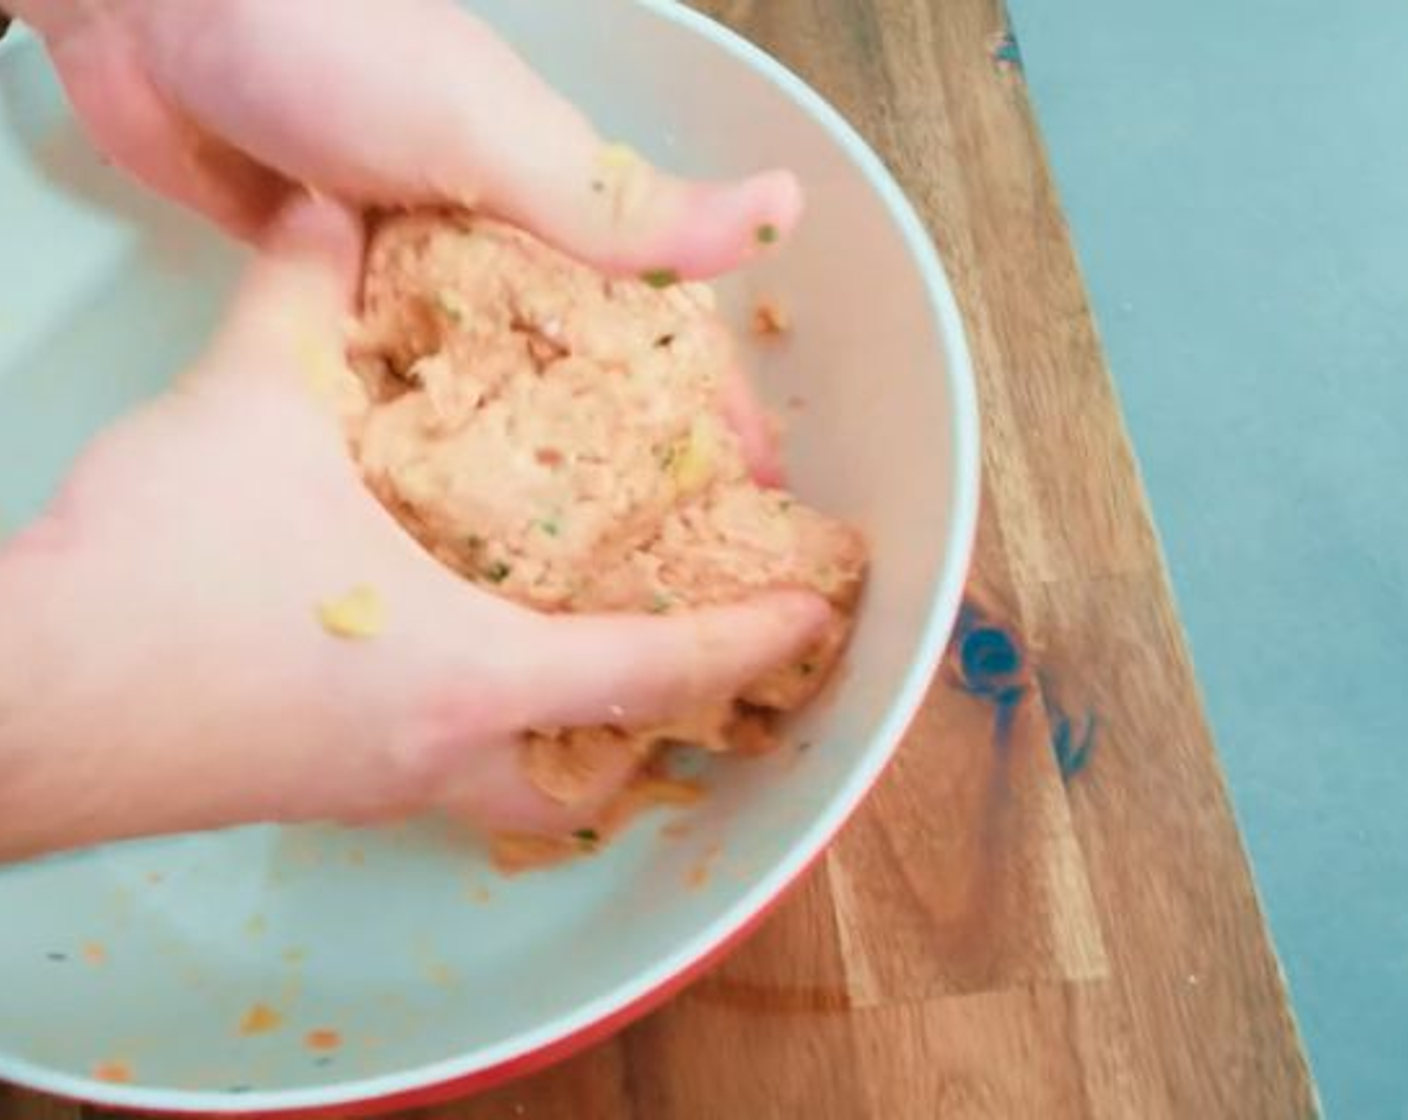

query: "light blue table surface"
xmin=1005 ymin=1 xmax=1407 ymax=1115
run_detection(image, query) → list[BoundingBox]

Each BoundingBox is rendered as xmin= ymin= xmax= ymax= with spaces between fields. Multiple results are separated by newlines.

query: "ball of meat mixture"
xmin=343 ymin=210 xmax=867 ymax=827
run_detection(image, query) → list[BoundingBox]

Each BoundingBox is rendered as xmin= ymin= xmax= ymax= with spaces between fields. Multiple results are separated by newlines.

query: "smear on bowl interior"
xmin=341 ymin=210 xmax=867 ymax=868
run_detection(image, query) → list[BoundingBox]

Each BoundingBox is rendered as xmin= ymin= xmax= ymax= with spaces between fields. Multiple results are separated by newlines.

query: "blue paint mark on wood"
xmin=992 ymin=689 xmax=1022 ymax=752
xmin=991 ymin=23 xmax=1024 ymax=72
xmin=952 ymin=597 xmax=1099 ymax=779
xmin=950 ymin=600 xmax=1028 ymax=754
xmin=1049 ymin=703 xmax=1098 ymax=782
xmin=954 ymin=603 xmax=1026 ymax=705
xmin=962 ymin=626 xmax=1022 ymax=690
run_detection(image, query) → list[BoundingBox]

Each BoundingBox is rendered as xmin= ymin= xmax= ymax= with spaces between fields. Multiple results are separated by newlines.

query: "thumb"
xmin=432 ymin=591 xmax=830 ymax=836
xmin=520 ymin=591 xmax=831 ymax=731
xmin=200 ymin=194 xmax=364 ymax=389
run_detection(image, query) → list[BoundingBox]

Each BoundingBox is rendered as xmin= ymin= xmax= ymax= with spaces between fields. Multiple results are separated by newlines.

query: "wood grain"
xmin=2 ymin=0 xmax=1316 ymax=1116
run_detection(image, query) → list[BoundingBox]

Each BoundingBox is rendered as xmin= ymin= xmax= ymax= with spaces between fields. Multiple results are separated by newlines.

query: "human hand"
xmin=12 ymin=0 xmax=800 ymax=276
xmin=12 ymin=0 xmax=787 ymax=481
xmin=0 ymin=198 xmax=828 ymax=860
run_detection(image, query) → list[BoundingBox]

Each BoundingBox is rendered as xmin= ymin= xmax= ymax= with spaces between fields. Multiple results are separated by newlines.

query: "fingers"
xmin=49 ymin=24 xmax=289 ymax=238
xmin=201 ymin=194 xmax=365 ymax=388
xmin=142 ymin=0 xmax=802 ymax=277
xmin=238 ymin=195 xmax=365 ymax=332
xmin=438 ymin=737 xmax=639 ymax=836
xmin=349 ymin=572 xmax=640 ymax=835
xmin=476 ymin=142 xmax=803 ymax=282
xmin=420 ymin=590 xmax=827 ymax=834
xmin=519 ymin=591 xmax=830 ymax=730
xmin=720 ymin=363 xmax=786 ymax=486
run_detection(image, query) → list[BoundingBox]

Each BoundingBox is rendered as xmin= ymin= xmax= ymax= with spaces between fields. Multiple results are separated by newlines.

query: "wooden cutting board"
xmin=4 ymin=0 xmax=1317 ymax=1116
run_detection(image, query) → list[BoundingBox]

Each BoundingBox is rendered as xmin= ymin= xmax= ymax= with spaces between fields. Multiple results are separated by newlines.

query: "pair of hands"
xmin=0 ymin=0 xmax=827 ymax=859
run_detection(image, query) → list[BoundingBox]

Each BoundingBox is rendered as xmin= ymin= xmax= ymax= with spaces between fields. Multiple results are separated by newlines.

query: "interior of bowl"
xmin=0 ymin=0 xmax=978 ymax=1111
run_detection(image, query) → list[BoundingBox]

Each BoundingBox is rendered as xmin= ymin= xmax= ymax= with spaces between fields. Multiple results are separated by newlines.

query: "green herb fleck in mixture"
xmin=756 ymin=223 xmax=780 ymax=245
xmin=573 ymin=828 xmax=600 ymax=849
xmin=640 ymin=268 xmax=680 ymax=289
xmin=483 ymin=561 xmax=512 ymax=584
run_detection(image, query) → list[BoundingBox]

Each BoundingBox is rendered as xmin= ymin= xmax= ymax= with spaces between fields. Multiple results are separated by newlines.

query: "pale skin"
xmin=0 ymin=0 xmax=828 ymax=860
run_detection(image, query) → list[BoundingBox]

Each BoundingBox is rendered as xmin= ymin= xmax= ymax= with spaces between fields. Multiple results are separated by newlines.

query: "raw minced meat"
xmin=343 ymin=209 xmax=867 ymax=829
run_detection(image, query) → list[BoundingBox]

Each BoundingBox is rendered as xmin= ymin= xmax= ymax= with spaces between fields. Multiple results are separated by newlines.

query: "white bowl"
xmin=0 ymin=1 xmax=979 ymax=1113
